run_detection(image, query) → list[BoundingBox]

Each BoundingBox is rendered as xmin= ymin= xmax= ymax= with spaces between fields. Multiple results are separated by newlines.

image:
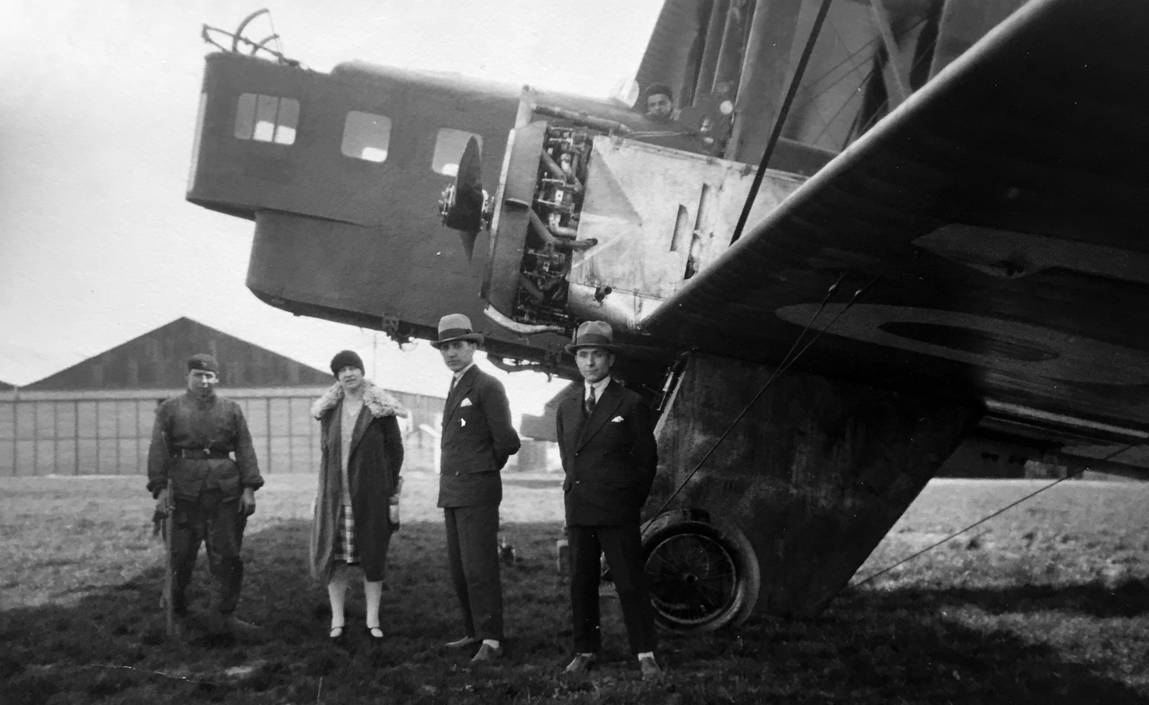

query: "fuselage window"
xmin=432 ymin=128 xmax=482 ymax=176
xmin=234 ymin=93 xmax=298 ymax=145
xmin=342 ymin=111 xmax=392 ymax=163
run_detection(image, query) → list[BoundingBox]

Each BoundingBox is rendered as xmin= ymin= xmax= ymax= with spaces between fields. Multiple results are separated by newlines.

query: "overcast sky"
xmin=0 ymin=1 xmax=661 ymax=411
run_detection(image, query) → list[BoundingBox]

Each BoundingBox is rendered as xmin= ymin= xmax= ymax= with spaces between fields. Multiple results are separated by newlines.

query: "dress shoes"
xmin=564 ymin=652 xmax=598 ymax=674
xmin=639 ymin=654 xmax=663 ymax=681
xmin=469 ymin=642 xmax=503 ymax=663
xmin=445 ymin=635 xmax=479 ymax=649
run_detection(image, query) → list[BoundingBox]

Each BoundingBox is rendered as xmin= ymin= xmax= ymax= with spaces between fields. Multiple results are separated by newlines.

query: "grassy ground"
xmin=1 ymin=471 xmax=1146 ymax=704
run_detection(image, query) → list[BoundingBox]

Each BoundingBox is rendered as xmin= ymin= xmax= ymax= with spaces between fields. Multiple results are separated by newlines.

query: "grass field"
xmin=1 ymin=471 xmax=1146 ymax=704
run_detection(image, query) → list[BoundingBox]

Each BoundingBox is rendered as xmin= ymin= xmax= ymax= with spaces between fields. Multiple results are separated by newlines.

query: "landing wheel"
xmin=642 ymin=519 xmax=759 ymax=633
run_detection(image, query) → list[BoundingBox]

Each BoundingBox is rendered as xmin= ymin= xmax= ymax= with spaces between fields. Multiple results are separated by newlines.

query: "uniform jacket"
xmin=438 ymin=365 xmax=521 ymax=508
xmin=309 ymin=381 xmax=406 ymax=582
xmin=556 ymin=379 xmax=658 ymax=526
xmin=146 ymin=390 xmax=263 ymax=500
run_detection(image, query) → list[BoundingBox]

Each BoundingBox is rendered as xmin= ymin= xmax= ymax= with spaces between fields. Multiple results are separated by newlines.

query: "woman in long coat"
xmin=310 ymin=350 xmax=406 ymax=641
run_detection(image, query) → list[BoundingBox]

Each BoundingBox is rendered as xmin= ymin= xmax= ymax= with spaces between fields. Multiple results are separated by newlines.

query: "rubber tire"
xmin=642 ymin=518 xmax=760 ymax=633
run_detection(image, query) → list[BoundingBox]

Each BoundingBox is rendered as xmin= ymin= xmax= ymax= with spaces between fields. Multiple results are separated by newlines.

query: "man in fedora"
xmin=147 ymin=353 xmax=263 ymax=641
xmin=432 ymin=313 xmax=521 ymax=663
xmin=557 ymin=321 xmax=661 ymax=680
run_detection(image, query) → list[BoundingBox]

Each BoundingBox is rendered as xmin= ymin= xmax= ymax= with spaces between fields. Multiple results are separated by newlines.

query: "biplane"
xmin=187 ymin=0 xmax=1149 ymax=629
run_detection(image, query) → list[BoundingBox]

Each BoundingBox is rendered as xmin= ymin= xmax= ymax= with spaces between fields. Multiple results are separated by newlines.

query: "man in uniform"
xmin=433 ymin=314 xmax=521 ymax=664
xmin=556 ymin=321 xmax=662 ymax=680
xmin=147 ymin=353 xmax=262 ymax=639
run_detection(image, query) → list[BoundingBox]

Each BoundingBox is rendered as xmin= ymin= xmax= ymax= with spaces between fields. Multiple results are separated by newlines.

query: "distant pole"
xmin=372 ymin=332 xmax=379 ymax=378
xmin=164 ymin=478 xmax=175 ymax=638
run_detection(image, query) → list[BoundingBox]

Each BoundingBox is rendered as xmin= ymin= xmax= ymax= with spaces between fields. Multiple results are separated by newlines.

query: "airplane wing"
xmin=641 ymin=0 xmax=1149 ymax=443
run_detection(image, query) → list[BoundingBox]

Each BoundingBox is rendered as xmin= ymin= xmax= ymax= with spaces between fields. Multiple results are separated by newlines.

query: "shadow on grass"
xmin=2 ymin=518 xmax=1147 ymax=704
xmin=866 ymin=579 xmax=1149 ymax=619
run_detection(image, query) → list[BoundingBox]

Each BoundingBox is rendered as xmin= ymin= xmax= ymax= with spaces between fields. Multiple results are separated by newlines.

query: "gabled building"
xmin=1 ymin=318 xmax=443 ymax=476
xmin=25 ymin=317 xmax=332 ymax=391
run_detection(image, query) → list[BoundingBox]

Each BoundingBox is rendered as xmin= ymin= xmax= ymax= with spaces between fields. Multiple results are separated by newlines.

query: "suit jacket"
xmin=438 ymin=365 xmax=521 ymax=508
xmin=557 ymin=379 xmax=658 ymax=526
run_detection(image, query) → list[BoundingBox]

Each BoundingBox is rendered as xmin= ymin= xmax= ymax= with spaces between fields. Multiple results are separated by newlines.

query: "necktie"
xmin=448 ymin=375 xmax=457 ymax=398
xmin=584 ymin=387 xmax=596 ymax=417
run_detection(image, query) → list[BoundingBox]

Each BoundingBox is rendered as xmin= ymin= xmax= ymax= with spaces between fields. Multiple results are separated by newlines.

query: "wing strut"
xmin=729 ymin=0 xmax=834 ymax=245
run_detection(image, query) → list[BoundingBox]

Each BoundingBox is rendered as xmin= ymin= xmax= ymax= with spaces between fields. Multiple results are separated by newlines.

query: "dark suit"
xmin=438 ymin=365 xmax=521 ymax=641
xmin=557 ymin=378 xmax=658 ymax=654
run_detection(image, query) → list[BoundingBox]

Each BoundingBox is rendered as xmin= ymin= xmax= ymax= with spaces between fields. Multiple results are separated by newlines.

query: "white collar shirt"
xmin=584 ymin=376 xmax=611 ymax=402
xmin=453 ymin=362 xmax=476 ymax=383
xmin=449 ymin=362 xmax=475 ymax=396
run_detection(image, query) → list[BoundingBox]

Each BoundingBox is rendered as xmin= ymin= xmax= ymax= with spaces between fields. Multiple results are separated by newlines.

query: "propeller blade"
xmin=443 ymin=137 xmax=484 ymax=260
xmin=444 ymin=137 xmax=484 ymax=230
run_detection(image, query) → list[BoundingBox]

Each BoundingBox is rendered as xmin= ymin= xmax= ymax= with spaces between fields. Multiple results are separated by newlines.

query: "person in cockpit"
xmin=641 ymin=83 xmax=678 ymax=123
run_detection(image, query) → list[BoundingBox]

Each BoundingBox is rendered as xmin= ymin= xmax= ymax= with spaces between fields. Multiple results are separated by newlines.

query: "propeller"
xmin=441 ymin=136 xmax=485 ymax=260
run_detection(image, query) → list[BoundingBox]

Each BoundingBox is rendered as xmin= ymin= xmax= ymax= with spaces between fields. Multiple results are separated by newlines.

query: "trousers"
xmin=443 ymin=503 xmax=503 ymax=641
xmin=568 ymin=523 xmax=656 ymax=654
xmin=170 ymin=490 xmax=247 ymax=615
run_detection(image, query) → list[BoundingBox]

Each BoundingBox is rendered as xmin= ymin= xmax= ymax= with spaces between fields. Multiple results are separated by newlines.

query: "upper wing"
xmin=642 ymin=0 xmax=1149 ymax=438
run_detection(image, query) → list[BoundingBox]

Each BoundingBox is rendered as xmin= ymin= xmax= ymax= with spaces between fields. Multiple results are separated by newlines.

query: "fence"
xmin=0 ymin=387 xmax=443 ymax=477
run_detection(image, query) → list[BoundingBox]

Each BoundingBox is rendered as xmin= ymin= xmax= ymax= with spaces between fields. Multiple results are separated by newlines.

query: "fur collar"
xmin=311 ymin=380 xmax=409 ymax=420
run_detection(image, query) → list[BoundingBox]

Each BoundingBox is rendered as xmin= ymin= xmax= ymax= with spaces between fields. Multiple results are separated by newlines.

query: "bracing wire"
xmin=643 ymin=272 xmax=880 ymax=527
xmin=730 ymin=0 xmax=835 ymax=245
xmin=848 ymin=442 xmax=1139 ymax=590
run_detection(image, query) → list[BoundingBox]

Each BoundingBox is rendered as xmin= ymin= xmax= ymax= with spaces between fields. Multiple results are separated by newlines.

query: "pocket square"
xmin=611 ymin=416 xmax=624 ymax=423
xmin=460 ymin=398 xmax=473 ymax=407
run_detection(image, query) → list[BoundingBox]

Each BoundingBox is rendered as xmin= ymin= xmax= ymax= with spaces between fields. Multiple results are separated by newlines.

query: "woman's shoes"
xmin=328 ymin=623 xmax=382 ymax=643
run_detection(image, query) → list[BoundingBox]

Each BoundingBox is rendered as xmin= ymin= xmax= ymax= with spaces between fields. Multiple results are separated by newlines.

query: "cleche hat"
xmin=330 ymin=350 xmax=365 ymax=377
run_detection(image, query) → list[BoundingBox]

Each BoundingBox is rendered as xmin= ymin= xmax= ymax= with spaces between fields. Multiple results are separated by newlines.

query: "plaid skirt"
xmin=333 ymin=503 xmax=360 ymax=564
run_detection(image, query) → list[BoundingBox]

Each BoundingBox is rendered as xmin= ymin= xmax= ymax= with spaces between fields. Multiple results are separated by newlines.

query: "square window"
xmin=433 ymin=128 xmax=482 ymax=176
xmin=235 ymin=93 xmax=299 ymax=145
xmin=342 ymin=111 xmax=392 ymax=162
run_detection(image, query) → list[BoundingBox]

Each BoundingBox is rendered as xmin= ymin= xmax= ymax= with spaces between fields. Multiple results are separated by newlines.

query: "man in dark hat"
xmin=432 ymin=314 xmax=521 ymax=663
xmin=556 ymin=321 xmax=661 ymax=680
xmin=147 ymin=353 xmax=263 ymax=640
xmin=642 ymin=83 xmax=676 ymax=123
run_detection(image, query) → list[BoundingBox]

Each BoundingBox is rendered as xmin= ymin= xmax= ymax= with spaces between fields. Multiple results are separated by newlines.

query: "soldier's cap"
xmin=186 ymin=353 xmax=220 ymax=374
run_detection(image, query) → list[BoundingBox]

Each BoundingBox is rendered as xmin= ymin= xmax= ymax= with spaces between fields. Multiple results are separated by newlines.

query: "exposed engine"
xmin=510 ymin=124 xmax=600 ymax=329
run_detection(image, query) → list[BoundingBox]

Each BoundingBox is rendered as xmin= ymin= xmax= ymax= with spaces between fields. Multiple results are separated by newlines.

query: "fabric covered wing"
xmin=641 ymin=0 xmax=1149 ymax=432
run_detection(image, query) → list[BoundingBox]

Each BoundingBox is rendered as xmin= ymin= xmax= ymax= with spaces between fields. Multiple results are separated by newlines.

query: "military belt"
xmin=173 ymin=448 xmax=232 ymax=460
